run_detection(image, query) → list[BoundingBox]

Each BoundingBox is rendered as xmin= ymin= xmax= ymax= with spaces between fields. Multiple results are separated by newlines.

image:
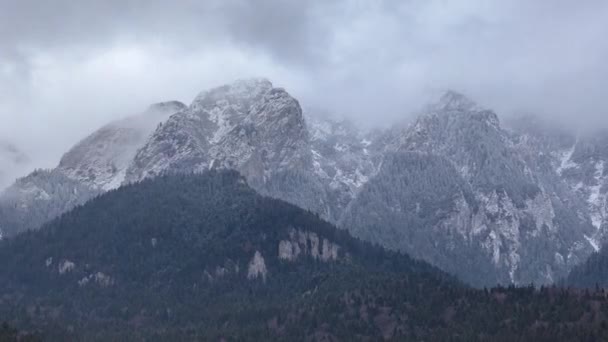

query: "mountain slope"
xmin=306 ymin=114 xmax=379 ymax=221
xmin=564 ymin=246 xmax=608 ymax=287
xmin=507 ymin=115 xmax=608 ymax=248
xmin=125 ymin=79 xmax=338 ymax=219
xmin=0 ymin=102 xmax=184 ymax=237
xmin=0 ymin=169 xmax=99 ymax=238
xmin=1 ymin=171 xmax=608 ymax=341
xmin=341 ymin=92 xmax=595 ymax=286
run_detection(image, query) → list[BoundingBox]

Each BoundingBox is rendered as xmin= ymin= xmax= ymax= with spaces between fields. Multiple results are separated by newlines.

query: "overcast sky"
xmin=1 ymin=0 xmax=608 ymax=169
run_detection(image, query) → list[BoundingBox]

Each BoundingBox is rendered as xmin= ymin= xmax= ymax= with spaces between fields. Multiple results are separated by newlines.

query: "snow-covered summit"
xmin=424 ymin=90 xmax=500 ymax=130
xmin=191 ymin=78 xmax=273 ymax=112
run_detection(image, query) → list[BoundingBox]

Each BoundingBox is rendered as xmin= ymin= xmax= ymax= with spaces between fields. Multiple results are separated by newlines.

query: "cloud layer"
xmin=1 ymin=0 xmax=607 ymax=169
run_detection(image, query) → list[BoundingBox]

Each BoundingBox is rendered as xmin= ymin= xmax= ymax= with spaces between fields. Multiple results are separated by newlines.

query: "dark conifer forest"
xmin=0 ymin=171 xmax=607 ymax=341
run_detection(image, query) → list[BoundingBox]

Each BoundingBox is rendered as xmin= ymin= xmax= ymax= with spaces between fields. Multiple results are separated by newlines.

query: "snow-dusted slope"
xmin=508 ymin=116 xmax=608 ymax=251
xmin=556 ymin=135 xmax=608 ymax=245
xmin=3 ymin=80 xmax=375 ymax=238
xmin=0 ymin=169 xmax=99 ymax=237
xmin=125 ymin=80 xmax=379 ymax=222
xmin=341 ymin=92 xmax=595 ymax=286
xmin=58 ymin=101 xmax=185 ymax=190
xmin=306 ymin=114 xmax=380 ymax=221
xmin=125 ymin=79 xmax=332 ymax=217
xmin=0 ymin=102 xmax=184 ymax=236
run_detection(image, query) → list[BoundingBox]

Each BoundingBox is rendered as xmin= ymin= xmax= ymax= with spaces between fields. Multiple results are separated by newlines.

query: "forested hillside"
xmin=565 ymin=246 xmax=608 ymax=288
xmin=1 ymin=171 xmax=608 ymax=341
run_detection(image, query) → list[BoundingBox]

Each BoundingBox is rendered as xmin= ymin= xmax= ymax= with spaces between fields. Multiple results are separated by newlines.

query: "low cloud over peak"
xmin=1 ymin=0 xmax=607 ymax=169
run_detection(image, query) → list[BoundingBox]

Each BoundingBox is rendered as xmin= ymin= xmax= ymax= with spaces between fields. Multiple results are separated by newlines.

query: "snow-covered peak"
xmin=231 ymin=77 xmax=273 ymax=93
xmin=190 ymin=78 xmax=273 ymax=111
xmin=413 ymin=90 xmax=500 ymax=134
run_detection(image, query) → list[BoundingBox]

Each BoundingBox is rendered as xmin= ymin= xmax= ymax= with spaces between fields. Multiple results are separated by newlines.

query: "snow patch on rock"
xmin=588 ymin=160 xmax=606 ymax=230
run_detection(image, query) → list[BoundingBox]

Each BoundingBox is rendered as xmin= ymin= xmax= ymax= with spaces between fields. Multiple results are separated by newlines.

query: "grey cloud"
xmin=0 ymin=0 xmax=328 ymax=64
xmin=1 ymin=0 xmax=608 ymax=174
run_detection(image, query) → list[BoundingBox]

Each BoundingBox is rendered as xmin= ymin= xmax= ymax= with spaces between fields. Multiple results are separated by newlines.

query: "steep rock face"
xmin=340 ymin=152 xmax=499 ymax=283
xmin=125 ymin=79 xmax=331 ymax=217
xmin=341 ymin=92 xmax=595 ymax=286
xmin=306 ymin=114 xmax=379 ymax=221
xmin=0 ymin=102 xmax=184 ymax=236
xmin=554 ymin=134 xmax=608 ymax=245
xmin=508 ymin=116 xmax=608 ymax=250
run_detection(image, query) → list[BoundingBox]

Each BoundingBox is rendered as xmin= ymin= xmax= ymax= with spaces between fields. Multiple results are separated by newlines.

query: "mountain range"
xmin=1 ymin=78 xmax=607 ymax=287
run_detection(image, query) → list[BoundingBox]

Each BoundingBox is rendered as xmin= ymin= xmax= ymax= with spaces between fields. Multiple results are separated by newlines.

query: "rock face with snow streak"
xmin=0 ymin=102 xmax=184 ymax=236
xmin=306 ymin=114 xmax=380 ymax=222
xmin=507 ymin=115 xmax=608 ymax=250
xmin=126 ymin=79 xmax=353 ymax=218
xmin=553 ymin=134 xmax=608 ymax=244
xmin=341 ymin=92 xmax=595 ymax=286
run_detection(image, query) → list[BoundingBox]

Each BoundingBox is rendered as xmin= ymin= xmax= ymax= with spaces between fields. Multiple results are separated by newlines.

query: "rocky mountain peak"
xmin=404 ymin=93 xmax=502 ymax=156
xmin=190 ymin=78 xmax=273 ymax=112
xmin=425 ymin=90 xmax=500 ymax=129
xmin=247 ymin=87 xmax=304 ymax=127
xmin=124 ymin=78 xmax=312 ymax=186
xmin=433 ymin=90 xmax=478 ymax=112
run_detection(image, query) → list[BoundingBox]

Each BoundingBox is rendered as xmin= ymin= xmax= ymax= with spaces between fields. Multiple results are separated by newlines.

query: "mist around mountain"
xmin=0 ymin=141 xmax=29 ymax=191
xmin=2 ymin=79 xmax=608 ymax=288
xmin=2 ymin=171 xmax=608 ymax=341
xmin=0 ymin=102 xmax=184 ymax=238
